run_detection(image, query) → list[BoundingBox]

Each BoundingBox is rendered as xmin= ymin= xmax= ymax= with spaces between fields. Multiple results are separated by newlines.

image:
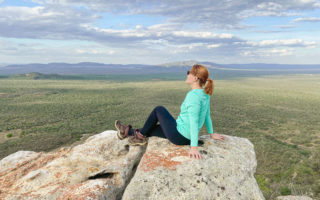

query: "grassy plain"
xmin=0 ymin=74 xmax=320 ymax=199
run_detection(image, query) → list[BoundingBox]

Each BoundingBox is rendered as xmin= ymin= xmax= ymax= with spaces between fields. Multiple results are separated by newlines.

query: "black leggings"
xmin=129 ymin=106 xmax=190 ymax=145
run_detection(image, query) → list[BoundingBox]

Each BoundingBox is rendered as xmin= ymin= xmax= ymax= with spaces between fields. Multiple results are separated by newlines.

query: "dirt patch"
xmin=0 ymin=129 xmax=22 ymax=143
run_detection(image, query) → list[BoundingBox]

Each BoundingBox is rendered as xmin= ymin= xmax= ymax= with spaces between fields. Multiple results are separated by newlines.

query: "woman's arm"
xmin=204 ymin=102 xmax=214 ymax=134
xmin=205 ymin=100 xmax=225 ymax=141
xmin=186 ymin=93 xmax=203 ymax=159
xmin=189 ymin=146 xmax=202 ymax=159
xmin=186 ymin=94 xmax=201 ymax=147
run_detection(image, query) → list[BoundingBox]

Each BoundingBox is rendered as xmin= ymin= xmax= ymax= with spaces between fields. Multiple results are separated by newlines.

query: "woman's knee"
xmin=155 ymin=105 xmax=166 ymax=111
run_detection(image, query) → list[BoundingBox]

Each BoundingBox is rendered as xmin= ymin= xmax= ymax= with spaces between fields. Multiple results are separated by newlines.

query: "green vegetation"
xmin=280 ymin=186 xmax=291 ymax=195
xmin=0 ymin=74 xmax=319 ymax=199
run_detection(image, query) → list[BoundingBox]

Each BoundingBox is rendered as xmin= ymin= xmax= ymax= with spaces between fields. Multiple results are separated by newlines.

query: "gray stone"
xmin=0 ymin=130 xmax=266 ymax=200
xmin=122 ymin=134 xmax=265 ymax=200
xmin=0 ymin=130 xmax=145 ymax=199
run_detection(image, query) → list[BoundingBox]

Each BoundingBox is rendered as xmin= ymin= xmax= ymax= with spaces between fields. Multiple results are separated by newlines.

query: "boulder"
xmin=0 ymin=130 xmax=266 ymax=200
xmin=122 ymin=135 xmax=265 ymax=200
xmin=0 ymin=130 xmax=145 ymax=199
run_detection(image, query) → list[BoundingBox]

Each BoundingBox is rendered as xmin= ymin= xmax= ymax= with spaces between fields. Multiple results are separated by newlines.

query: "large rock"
xmin=122 ymin=134 xmax=265 ymax=200
xmin=1 ymin=130 xmax=266 ymax=200
xmin=0 ymin=130 xmax=145 ymax=199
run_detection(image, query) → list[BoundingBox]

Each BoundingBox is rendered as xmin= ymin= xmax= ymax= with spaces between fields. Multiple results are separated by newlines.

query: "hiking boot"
xmin=128 ymin=129 xmax=147 ymax=146
xmin=115 ymin=120 xmax=132 ymax=140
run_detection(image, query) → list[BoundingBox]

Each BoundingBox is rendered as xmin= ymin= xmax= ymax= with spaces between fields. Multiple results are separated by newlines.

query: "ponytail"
xmin=204 ymin=78 xmax=214 ymax=96
xmin=191 ymin=64 xmax=214 ymax=95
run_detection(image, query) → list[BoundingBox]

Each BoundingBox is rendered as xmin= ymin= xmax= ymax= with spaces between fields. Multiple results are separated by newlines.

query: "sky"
xmin=0 ymin=0 xmax=320 ymax=65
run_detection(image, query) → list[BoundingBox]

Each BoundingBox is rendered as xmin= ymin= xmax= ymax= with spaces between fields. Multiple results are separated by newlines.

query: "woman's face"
xmin=185 ymin=70 xmax=198 ymax=85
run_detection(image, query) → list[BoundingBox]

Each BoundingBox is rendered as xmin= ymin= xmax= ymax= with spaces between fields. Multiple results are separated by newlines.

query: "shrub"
xmin=280 ymin=186 xmax=291 ymax=195
xmin=311 ymin=148 xmax=320 ymax=171
xmin=255 ymin=174 xmax=271 ymax=196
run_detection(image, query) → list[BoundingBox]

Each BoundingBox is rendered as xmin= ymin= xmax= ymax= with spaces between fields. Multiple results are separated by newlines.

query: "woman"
xmin=115 ymin=64 xmax=225 ymax=159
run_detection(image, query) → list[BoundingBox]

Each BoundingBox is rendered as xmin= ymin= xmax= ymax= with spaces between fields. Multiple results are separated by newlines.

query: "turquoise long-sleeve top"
xmin=176 ymin=88 xmax=214 ymax=147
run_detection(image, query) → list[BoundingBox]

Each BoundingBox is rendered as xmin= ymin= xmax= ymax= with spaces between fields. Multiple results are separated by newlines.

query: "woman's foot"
xmin=128 ymin=129 xmax=147 ymax=146
xmin=115 ymin=120 xmax=132 ymax=140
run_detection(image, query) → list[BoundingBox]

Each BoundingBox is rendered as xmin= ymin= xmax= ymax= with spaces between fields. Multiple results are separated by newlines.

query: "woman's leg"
xmin=148 ymin=124 xmax=166 ymax=138
xmin=128 ymin=124 xmax=164 ymax=137
xmin=128 ymin=106 xmax=165 ymax=137
xmin=132 ymin=105 xmax=190 ymax=145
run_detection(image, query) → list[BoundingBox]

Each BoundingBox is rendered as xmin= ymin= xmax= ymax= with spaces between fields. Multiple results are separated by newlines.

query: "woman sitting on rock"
xmin=115 ymin=64 xmax=225 ymax=159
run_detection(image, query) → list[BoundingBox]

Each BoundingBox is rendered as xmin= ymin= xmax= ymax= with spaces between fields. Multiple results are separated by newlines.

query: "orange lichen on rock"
xmin=0 ymin=155 xmax=43 ymax=196
xmin=56 ymin=182 xmax=105 ymax=200
xmin=55 ymin=171 xmax=62 ymax=178
xmin=139 ymin=147 xmax=189 ymax=172
xmin=89 ymin=167 xmax=100 ymax=173
xmin=0 ymin=151 xmax=68 ymax=199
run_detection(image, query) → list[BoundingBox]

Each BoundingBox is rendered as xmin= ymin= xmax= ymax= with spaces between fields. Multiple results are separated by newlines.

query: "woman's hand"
xmin=189 ymin=146 xmax=202 ymax=159
xmin=210 ymin=133 xmax=225 ymax=141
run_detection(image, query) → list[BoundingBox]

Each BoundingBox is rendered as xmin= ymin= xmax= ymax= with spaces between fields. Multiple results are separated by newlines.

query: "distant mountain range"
xmin=0 ymin=61 xmax=319 ymax=75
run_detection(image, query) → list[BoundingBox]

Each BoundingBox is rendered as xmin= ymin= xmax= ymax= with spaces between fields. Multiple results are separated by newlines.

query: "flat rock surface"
xmin=122 ymin=134 xmax=265 ymax=200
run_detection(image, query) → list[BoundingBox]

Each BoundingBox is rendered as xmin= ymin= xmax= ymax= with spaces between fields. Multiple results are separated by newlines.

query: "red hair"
xmin=190 ymin=64 xmax=214 ymax=96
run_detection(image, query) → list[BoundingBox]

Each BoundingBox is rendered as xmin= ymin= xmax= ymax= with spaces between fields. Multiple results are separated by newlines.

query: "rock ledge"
xmin=0 ymin=131 xmax=266 ymax=200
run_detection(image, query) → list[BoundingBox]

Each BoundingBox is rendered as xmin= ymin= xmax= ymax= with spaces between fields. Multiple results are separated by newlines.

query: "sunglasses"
xmin=187 ymin=70 xmax=199 ymax=80
xmin=187 ymin=64 xmax=200 ymax=76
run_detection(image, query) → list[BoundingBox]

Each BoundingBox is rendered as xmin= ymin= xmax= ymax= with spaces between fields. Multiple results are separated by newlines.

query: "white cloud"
xmin=293 ymin=17 xmax=320 ymax=22
xmin=0 ymin=6 xmax=59 ymax=20
xmin=0 ymin=1 xmax=319 ymax=43
xmin=0 ymin=1 xmax=319 ymax=64
xmin=76 ymin=49 xmax=115 ymax=55
xmin=0 ymin=38 xmax=120 ymax=64
xmin=207 ymin=44 xmax=222 ymax=49
xmin=0 ymin=4 xmax=244 ymax=47
xmin=240 ymin=48 xmax=293 ymax=57
xmin=269 ymin=48 xmax=293 ymax=56
xmin=246 ymin=39 xmax=317 ymax=47
xmin=284 ymin=0 xmax=320 ymax=9
xmin=31 ymin=0 xmax=45 ymax=4
xmin=172 ymin=31 xmax=233 ymax=39
xmin=0 ymin=5 xmax=96 ymax=39
xmin=274 ymin=24 xmax=296 ymax=29
xmin=30 ymin=0 xmax=320 ymax=29
xmin=256 ymin=2 xmax=284 ymax=11
xmin=135 ymin=25 xmax=143 ymax=29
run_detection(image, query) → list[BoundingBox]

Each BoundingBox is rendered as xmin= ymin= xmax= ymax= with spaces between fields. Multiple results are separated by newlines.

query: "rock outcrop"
xmin=0 ymin=131 xmax=145 ymax=199
xmin=122 ymin=135 xmax=265 ymax=200
xmin=0 ymin=130 xmax=265 ymax=199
